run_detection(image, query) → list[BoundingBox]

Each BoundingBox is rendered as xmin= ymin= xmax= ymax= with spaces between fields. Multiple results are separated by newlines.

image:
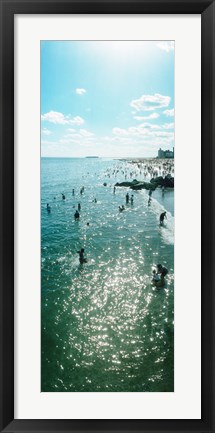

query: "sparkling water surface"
xmin=41 ymin=157 xmax=174 ymax=392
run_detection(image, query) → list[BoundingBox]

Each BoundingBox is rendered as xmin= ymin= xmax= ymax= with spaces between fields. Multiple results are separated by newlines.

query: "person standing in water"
xmin=74 ymin=210 xmax=80 ymax=220
xmin=46 ymin=203 xmax=51 ymax=213
xmin=62 ymin=193 xmax=66 ymax=200
xmin=78 ymin=203 xmax=81 ymax=211
xmin=152 ymin=269 xmax=160 ymax=283
xmin=126 ymin=192 xmax=129 ymax=203
xmin=160 ymin=211 xmax=167 ymax=224
xmin=77 ymin=248 xmax=87 ymax=264
xmin=153 ymin=264 xmax=168 ymax=287
xmin=157 ymin=263 xmax=168 ymax=277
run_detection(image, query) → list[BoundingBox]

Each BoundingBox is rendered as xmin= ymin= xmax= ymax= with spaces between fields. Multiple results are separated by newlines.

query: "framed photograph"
xmin=0 ymin=0 xmax=214 ymax=432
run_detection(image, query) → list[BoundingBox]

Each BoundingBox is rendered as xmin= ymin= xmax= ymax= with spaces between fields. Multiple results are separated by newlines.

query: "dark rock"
xmin=115 ymin=180 xmax=156 ymax=191
xmin=115 ymin=176 xmax=174 ymax=190
xmin=130 ymin=182 xmax=156 ymax=191
xmin=164 ymin=176 xmax=174 ymax=187
xmin=150 ymin=176 xmax=164 ymax=185
xmin=150 ymin=175 xmax=174 ymax=188
xmin=115 ymin=180 xmax=139 ymax=187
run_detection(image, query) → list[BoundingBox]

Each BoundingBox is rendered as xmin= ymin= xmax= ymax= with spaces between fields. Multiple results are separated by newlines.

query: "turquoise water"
xmin=41 ymin=157 xmax=174 ymax=392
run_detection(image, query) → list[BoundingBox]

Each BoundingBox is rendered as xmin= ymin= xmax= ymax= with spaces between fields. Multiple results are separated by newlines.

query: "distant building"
xmin=158 ymin=148 xmax=174 ymax=159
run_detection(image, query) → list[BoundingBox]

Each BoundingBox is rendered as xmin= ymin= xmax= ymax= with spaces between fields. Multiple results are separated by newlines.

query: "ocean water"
xmin=41 ymin=157 xmax=174 ymax=392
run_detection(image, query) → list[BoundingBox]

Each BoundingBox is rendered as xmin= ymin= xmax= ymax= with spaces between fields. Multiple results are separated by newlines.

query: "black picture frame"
xmin=0 ymin=0 xmax=214 ymax=432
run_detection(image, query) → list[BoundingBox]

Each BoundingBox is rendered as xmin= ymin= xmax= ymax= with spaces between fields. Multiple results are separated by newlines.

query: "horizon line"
xmin=41 ymin=155 xmax=159 ymax=159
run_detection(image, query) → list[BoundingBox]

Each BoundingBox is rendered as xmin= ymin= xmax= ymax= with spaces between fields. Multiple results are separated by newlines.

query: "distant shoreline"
xmin=41 ymin=156 xmax=174 ymax=160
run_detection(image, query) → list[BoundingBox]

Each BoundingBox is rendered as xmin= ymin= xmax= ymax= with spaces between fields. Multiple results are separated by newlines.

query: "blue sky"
xmin=41 ymin=41 xmax=174 ymax=157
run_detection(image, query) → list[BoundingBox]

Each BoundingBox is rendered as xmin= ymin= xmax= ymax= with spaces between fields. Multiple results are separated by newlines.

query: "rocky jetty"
xmin=115 ymin=175 xmax=174 ymax=191
xmin=115 ymin=179 xmax=156 ymax=191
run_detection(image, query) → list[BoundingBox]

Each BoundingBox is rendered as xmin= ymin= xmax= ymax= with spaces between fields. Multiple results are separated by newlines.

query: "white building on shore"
xmin=158 ymin=148 xmax=174 ymax=159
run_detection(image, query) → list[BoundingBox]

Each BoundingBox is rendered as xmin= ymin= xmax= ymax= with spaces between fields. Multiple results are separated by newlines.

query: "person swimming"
xmin=77 ymin=248 xmax=87 ymax=264
xmin=74 ymin=210 xmax=80 ymax=220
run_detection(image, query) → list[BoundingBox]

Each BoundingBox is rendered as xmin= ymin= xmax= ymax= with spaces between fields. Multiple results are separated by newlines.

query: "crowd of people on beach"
xmin=101 ymin=158 xmax=174 ymax=182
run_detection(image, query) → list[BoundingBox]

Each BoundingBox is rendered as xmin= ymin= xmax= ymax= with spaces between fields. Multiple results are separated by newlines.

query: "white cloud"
xmin=80 ymin=129 xmax=94 ymax=137
xmin=64 ymin=133 xmax=81 ymax=139
xmin=60 ymin=138 xmax=80 ymax=144
xmin=112 ymin=127 xmax=128 ymax=136
xmin=103 ymin=136 xmax=135 ymax=145
xmin=128 ymin=123 xmax=159 ymax=136
xmin=41 ymin=128 xmax=52 ymax=136
xmin=154 ymin=136 xmax=174 ymax=145
xmin=64 ymin=129 xmax=94 ymax=139
xmin=103 ymin=131 xmax=173 ymax=148
xmin=109 ymin=122 xmax=174 ymax=147
xmin=41 ymin=111 xmax=84 ymax=126
xmin=70 ymin=116 xmax=85 ymax=125
xmin=76 ymin=88 xmax=86 ymax=95
xmin=133 ymin=113 xmax=159 ymax=121
xmin=60 ymin=127 xmax=95 ymax=146
xmin=162 ymin=123 xmax=174 ymax=129
xmin=163 ymin=109 xmax=174 ymax=117
xmin=41 ymin=111 xmax=69 ymax=124
xmin=140 ymin=123 xmax=160 ymax=130
xmin=130 ymin=94 xmax=171 ymax=112
xmin=157 ymin=41 xmax=174 ymax=52
xmin=154 ymin=131 xmax=174 ymax=138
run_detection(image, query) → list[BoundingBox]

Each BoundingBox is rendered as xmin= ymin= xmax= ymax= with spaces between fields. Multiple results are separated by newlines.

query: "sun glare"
xmin=93 ymin=40 xmax=152 ymax=63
